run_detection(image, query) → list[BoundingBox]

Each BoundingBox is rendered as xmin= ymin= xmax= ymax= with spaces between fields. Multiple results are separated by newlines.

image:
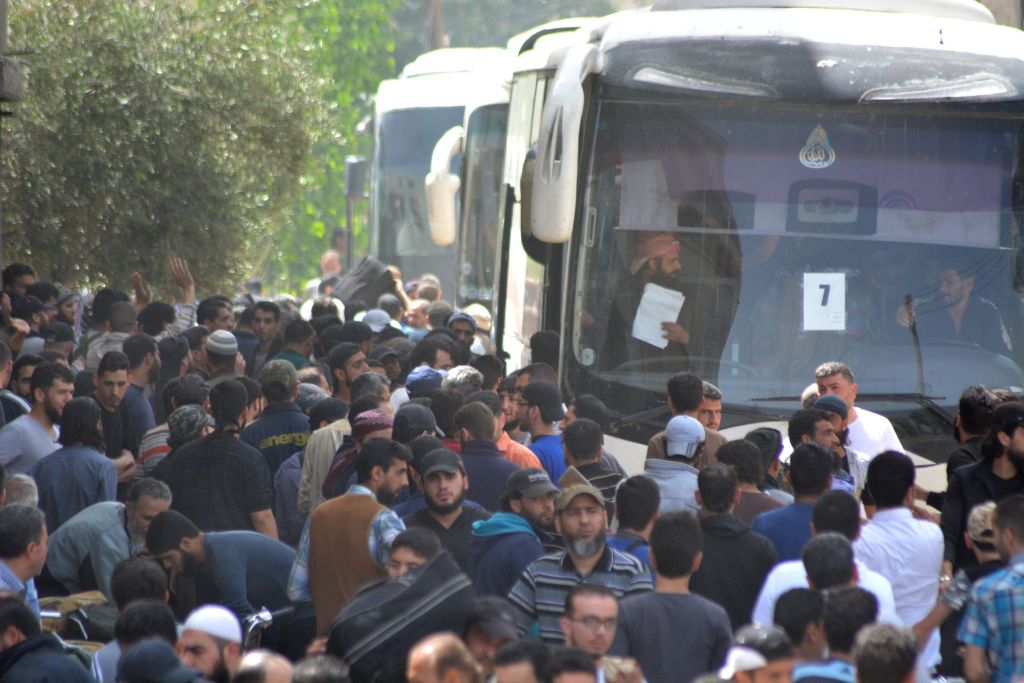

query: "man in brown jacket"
xmin=647 ymin=372 xmax=725 ymax=466
xmin=288 ymin=438 xmax=411 ymax=634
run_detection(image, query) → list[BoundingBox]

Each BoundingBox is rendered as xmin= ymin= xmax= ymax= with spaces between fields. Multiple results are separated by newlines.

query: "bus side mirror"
xmin=531 ymin=44 xmax=600 ymax=244
xmin=425 ymin=125 xmax=465 ymax=247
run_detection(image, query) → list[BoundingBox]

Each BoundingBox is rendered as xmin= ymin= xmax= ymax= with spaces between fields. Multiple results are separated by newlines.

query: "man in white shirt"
xmin=752 ymin=491 xmax=899 ymax=627
xmin=815 ymin=361 xmax=902 ymax=459
xmin=854 ymin=451 xmax=943 ymax=683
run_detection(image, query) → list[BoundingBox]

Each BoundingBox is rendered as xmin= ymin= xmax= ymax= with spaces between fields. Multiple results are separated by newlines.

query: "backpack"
xmin=326 ymin=551 xmax=476 ymax=683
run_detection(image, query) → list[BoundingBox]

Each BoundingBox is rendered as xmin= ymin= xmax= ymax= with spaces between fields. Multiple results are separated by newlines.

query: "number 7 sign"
xmin=803 ymin=272 xmax=846 ymax=331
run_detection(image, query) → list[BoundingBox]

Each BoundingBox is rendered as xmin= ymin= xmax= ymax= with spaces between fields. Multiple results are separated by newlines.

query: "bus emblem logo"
xmin=799 ymin=125 xmax=836 ymax=169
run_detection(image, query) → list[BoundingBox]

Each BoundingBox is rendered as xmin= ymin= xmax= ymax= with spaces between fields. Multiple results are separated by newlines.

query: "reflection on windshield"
xmin=458 ymin=105 xmax=508 ymax=306
xmin=569 ymin=100 xmax=1024 ymax=426
xmin=374 ymin=107 xmax=463 ymax=259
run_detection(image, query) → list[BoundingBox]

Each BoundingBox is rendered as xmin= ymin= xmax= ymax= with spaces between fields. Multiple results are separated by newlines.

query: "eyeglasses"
xmin=573 ymin=617 xmax=617 ymax=632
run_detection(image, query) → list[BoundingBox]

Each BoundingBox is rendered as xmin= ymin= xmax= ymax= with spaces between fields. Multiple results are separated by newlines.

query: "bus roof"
xmin=377 ymin=48 xmax=508 ymax=113
xmin=650 ymin=0 xmax=993 ymax=22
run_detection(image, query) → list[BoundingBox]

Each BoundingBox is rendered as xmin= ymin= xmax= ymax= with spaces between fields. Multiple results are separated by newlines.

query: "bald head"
xmin=235 ymin=650 xmax=293 ymax=683
xmin=407 ymin=633 xmax=484 ymax=683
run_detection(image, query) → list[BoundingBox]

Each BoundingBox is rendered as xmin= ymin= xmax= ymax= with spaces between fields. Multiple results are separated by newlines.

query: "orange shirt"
xmin=496 ymin=431 xmax=543 ymax=469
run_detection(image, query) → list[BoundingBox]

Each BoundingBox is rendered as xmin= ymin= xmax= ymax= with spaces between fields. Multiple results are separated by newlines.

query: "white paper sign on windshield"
xmin=632 ymin=283 xmax=685 ymax=349
xmin=803 ymin=273 xmax=846 ymax=331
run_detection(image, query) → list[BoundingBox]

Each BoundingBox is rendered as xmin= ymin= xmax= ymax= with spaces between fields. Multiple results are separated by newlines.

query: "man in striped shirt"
xmin=507 ymin=482 xmax=653 ymax=645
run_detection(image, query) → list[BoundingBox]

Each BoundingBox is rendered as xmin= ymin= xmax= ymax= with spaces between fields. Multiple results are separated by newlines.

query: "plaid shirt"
xmin=287 ymin=485 xmax=404 ymax=601
xmin=960 ymin=556 xmax=1024 ymax=683
xmin=507 ymin=546 xmax=653 ymax=645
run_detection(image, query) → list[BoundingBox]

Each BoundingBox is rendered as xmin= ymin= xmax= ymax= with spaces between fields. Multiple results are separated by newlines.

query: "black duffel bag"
xmin=328 ymin=256 xmax=396 ymax=313
xmin=326 ymin=551 xmax=476 ymax=683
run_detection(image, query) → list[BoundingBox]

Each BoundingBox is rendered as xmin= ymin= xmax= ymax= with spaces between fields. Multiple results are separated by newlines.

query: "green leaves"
xmin=2 ymin=0 xmax=392 ymax=294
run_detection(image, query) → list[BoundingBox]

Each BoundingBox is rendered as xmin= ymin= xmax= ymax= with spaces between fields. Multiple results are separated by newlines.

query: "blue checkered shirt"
xmin=960 ymin=556 xmax=1024 ymax=683
xmin=0 ymin=559 xmax=39 ymax=618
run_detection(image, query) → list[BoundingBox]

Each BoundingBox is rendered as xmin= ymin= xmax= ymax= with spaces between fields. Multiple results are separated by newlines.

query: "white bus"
xmin=521 ymin=0 xmax=1024 ymax=469
xmin=369 ymin=48 xmax=504 ymax=297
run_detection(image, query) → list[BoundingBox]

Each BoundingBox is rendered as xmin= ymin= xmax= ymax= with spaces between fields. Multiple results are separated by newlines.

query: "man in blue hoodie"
xmin=468 ymin=468 xmax=559 ymax=597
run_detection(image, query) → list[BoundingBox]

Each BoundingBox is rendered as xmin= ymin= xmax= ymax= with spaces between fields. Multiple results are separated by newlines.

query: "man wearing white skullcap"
xmin=178 ymin=604 xmax=243 ymax=683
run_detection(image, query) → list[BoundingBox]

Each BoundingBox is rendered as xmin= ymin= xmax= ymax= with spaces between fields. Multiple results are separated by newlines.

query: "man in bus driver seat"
xmin=896 ymin=262 xmax=1010 ymax=356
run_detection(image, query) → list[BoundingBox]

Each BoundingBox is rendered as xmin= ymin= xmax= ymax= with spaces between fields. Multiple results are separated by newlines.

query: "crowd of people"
xmin=0 ymin=253 xmax=1020 ymax=683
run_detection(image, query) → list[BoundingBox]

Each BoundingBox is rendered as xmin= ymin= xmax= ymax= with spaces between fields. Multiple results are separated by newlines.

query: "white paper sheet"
xmin=802 ymin=272 xmax=846 ymax=331
xmin=631 ymin=283 xmax=685 ymax=349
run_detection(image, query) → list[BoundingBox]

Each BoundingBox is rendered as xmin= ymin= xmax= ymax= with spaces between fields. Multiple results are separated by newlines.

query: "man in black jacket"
xmin=941 ymin=401 xmax=1024 ymax=575
xmin=690 ymin=462 xmax=778 ymax=630
xmin=0 ymin=595 xmax=92 ymax=681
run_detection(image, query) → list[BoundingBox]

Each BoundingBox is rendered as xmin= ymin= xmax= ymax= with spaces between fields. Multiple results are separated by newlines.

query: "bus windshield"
xmin=568 ymin=98 xmax=1024 ymax=450
xmin=372 ymin=106 xmax=463 ymax=261
xmin=457 ymin=103 xmax=508 ymax=307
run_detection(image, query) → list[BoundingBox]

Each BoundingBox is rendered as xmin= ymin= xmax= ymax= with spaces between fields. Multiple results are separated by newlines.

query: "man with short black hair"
xmin=85 ymin=301 xmax=137 ymax=372
xmin=0 ymin=594 xmax=92 ymax=681
xmin=326 ymin=342 xmax=368 ymax=403
xmin=197 ymin=297 xmax=235 ymax=333
xmin=45 ymin=478 xmax=172 ymax=600
xmin=647 ymin=372 xmax=726 ymax=465
xmin=387 ymin=527 xmax=441 ymax=579
xmin=607 ymin=475 xmax=659 ymax=570
xmin=457 ymin=402 xmax=520 ymax=512
xmin=122 ymin=334 xmax=159 ymax=448
xmin=774 ymin=589 xmax=826 ymax=662
xmin=0 ymin=361 xmax=72 ymax=474
xmin=856 ymin=450 xmax=943 ymax=680
xmin=146 ymin=509 xmax=296 ymax=623
xmin=792 ymin=586 xmax=878 ymax=683
xmin=854 ymin=624 xmax=918 ymax=683
xmin=0 ymin=346 xmax=31 ymax=424
xmin=788 ymin=408 xmax=840 ymax=453
xmin=562 ymin=418 xmax=622 ymax=516
xmin=508 ymin=482 xmax=652 ymax=645
xmin=403 ymin=448 xmax=490 ymax=570
xmin=91 ymin=351 xmax=141 ymax=479
xmin=466 ymin=391 xmax=542 ymax=469
xmin=249 ymin=301 xmax=282 ymax=378
xmin=494 ymin=640 xmax=551 ymax=683
xmin=520 ymin=382 xmax=567 ymax=481
xmin=273 ymin=319 xmax=315 ymax=370
xmin=753 ymin=442 xmax=834 ymax=562
xmin=691 ymin=463 xmax=777 ymax=630
xmin=559 ymin=584 xmax=626 ymax=669
xmin=610 ymin=511 xmax=732 ymax=683
xmin=2 ymin=263 xmax=36 ymax=298
xmin=155 ymin=379 xmax=276 ymax=538
xmin=716 ymin=439 xmax=784 ymax=525
xmin=241 ymin=360 xmax=310 ymax=477
xmin=291 ymin=438 xmax=409 ymax=634
xmin=468 ymin=467 xmax=559 ymax=597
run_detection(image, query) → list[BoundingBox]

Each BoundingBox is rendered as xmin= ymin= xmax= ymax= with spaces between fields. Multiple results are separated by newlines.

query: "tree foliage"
xmin=2 ymin=1 xmax=329 ymax=292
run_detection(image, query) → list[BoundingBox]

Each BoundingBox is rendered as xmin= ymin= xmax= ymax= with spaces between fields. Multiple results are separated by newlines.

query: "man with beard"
xmin=91 ymin=351 xmax=141 ymax=479
xmin=177 ymin=604 xmax=243 ymax=683
xmin=0 ymin=361 xmax=72 ymax=474
xmin=153 ymin=379 xmax=276 ymax=538
xmin=403 ymin=449 xmax=491 ymax=571
xmin=327 ymin=341 xmax=369 ymax=404
xmin=146 ymin=510 xmax=296 ymax=626
xmin=45 ymin=478 xmax=171 ymax=601
xmin=942 ymin=401 xmax=1024 ymax=574
xmin=290 ymin=437 xmax=410 ymax=634
xmin=122 ymin=334 xmax=159 ymax=452
xmin=508 ymin=482 xmax=653 ymax=645
xmin=468 ymin=468 xmax=560 ymax=597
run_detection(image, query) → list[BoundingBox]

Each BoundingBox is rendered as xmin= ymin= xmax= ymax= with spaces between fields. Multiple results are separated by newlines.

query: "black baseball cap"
xmin=420 ymin=448 xmax=465 ymax=478
xmin=118 ymin=639 xmax=202 ymax=683
xmin=394 ymin=403 xmax=440 ymax=443
xmin=42 ymin=322 xmax=74 ymax=343
xmin=468 ymin=596 xmax=518 ymax=641
xmin=504 ymin=467 xmax=558 ymax=499
xmin=11 ymin=295 xmax=44 ymax=321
